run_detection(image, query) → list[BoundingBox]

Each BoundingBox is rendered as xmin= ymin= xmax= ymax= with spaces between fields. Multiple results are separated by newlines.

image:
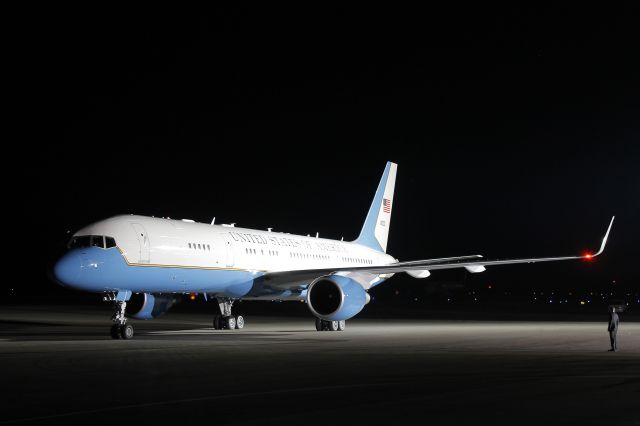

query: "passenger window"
xmin=91 ymin=235 xmax=104 ymax=248
xmin=105 ymin=237 xmax=116 ymax=248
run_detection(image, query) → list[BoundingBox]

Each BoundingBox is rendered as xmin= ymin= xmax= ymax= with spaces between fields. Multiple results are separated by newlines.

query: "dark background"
xmin=7 ymin=6 xmax=639 ymax=310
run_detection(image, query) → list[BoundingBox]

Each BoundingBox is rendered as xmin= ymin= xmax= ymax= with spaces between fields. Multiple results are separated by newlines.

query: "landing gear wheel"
xmin=329 ymin=321 xmax=340 ymax=331
xmin=235 ymin=315 xmax=244 ymax=329
xmin=215 ymin=298 xmax=240 ymax=331
xmin=213 ymin=315 xmax=220 ymax=330
xmin=337 ymin=320 xmax=346 ymax=331
xmin=315 ymin=318 xmax=323 ymax=331
xmin=226 ymin=316 xmax=236 ymax=330
xmin=120 ymin=324 xmax=134 ymax=340
xmin=110 ymin=324 xmax=121 ymax=339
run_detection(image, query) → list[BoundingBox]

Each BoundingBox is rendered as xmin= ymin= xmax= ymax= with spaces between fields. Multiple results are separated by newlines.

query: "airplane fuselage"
xmin=55 ymin=215 xmax=395 ymax=300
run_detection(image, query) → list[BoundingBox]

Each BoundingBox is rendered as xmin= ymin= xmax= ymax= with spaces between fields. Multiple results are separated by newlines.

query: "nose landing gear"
xmin=105 ymin=292 xmax=134 ymax=340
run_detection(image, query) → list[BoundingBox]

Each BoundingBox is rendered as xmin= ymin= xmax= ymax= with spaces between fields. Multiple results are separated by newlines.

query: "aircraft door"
xmin=131 ymin=223 xmax=150 ymax=264
xmin=223 ymin=235 xmax=234 ymax=267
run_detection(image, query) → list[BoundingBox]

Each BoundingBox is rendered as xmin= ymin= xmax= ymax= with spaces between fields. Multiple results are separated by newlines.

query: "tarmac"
xmin=1 ymin=305 xmax=639 ymax=425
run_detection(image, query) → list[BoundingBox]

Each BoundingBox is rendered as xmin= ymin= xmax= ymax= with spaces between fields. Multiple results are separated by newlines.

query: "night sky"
xmin=11 ymin=6 xmax=639 ymax=300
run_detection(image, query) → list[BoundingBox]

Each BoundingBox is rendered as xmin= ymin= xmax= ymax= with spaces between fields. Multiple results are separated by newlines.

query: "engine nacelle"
xmin=307 ymin=275 xmax=368 ymax=321
xmin=127 ymin=293 xmax=177 ymax=320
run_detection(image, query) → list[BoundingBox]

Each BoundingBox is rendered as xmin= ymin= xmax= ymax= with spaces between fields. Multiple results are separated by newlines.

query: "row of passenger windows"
xmin=188 ymin=243 xmax=211 ymax=251
xmin=290 ymin=252 xmax=330 ymax=261
xmin=245 ymin=248 xmax=280 ymax=256
xmin=341 ymin=257 xmax=372 ymax=265
xmin=68 ymin=235 xmax=117 ymax=249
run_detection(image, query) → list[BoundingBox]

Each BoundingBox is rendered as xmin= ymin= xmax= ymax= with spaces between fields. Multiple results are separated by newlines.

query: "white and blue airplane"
xmin=54 ymin=162 xmax=614 ymax=339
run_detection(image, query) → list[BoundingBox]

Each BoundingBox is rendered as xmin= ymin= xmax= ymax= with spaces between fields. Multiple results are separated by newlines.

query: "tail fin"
xmin=354 ymin=162 xmax=397 ymax=253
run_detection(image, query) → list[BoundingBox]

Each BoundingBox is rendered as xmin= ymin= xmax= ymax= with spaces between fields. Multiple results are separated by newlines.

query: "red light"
xmin=584 ymin=253 xmax=593 ymax=260
xmin=189 ymin=293 xmax=197 ymax=300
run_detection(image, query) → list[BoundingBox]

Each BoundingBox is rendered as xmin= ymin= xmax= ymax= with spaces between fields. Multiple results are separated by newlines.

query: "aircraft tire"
xmin=235 ymin=315 xmax=244 ymax=329
xmin=338 ymin=320 xmax=346 ymax=331
xmin=120 ymin=324 xmax=134 ymax=340
xmin=315 ymin=318 xmax=323 ymax=331
xmin=329 ymin=321 xmax=339 ymax=331
xmin=227 ymin=316 xmax=236 ymax=330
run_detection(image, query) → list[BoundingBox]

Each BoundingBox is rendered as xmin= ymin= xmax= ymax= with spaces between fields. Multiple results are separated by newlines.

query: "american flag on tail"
xmin=383 ymin=198 xmax=391 ymax=213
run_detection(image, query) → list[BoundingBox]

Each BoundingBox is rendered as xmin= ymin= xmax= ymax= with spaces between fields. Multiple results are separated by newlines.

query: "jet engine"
xmin=127 ymin=293 xmax=177 ymax=320
xmin=306 ymin=275 xmax=369 ymax=321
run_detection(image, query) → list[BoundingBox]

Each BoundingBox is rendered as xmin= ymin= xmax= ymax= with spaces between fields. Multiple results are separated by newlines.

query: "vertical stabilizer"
xmin=354 ymin=162 xmax=397 ymax=253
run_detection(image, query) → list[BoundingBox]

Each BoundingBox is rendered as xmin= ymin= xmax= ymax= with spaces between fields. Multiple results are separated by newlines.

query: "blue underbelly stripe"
xmin=72 ymin=247 xmax=259 ymax=297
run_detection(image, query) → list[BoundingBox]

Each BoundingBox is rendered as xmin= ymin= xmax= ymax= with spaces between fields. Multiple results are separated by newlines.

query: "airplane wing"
xmin=261 ymin=216 xmax=614 ymax=289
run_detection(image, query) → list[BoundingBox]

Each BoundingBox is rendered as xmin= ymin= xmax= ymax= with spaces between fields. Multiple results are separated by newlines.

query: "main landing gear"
xmin=315 ymin=318 xmax=346 ymax=331
xmin=213 ymin=297 xmax=244 ymax=330
xmin=106 ymin=296 xmax=134 ymax=340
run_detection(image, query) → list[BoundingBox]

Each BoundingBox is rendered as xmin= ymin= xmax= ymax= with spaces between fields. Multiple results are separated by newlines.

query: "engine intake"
xmin=127 ymin=293 xmax=177 ymax=320
xmin=307 ymin=275 xmax=368 ymax=321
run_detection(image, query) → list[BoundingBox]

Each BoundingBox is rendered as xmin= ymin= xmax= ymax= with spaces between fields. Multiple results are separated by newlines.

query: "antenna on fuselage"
xmin=211 ymin=217 xmax=216 ymax=225
xmin=315 ymin=232 xmax=319 ymax=238
xmin=267 ymin=228 xmax=273 ymax=232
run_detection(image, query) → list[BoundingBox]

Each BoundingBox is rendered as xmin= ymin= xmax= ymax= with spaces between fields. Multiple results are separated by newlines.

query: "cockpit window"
xmin=68 ymin=236 xmax=91 ymax=249
xmin=68 ymin=235 xmax=117 ymax=249
xmin=91 ymin=235 xmax=104 ymax=248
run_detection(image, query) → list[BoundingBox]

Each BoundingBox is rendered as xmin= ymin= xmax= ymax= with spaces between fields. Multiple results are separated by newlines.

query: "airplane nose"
xmin=53 ymin=252 xmax=82 ymax=287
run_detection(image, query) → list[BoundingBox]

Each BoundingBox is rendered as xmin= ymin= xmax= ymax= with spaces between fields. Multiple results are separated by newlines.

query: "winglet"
xmin=591 ymin=216 xmax=615 ymax=257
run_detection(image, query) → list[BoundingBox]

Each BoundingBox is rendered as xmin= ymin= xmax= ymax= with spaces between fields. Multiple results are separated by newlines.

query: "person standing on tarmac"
xmin=608 ymin=306 xmax=619 ymax=352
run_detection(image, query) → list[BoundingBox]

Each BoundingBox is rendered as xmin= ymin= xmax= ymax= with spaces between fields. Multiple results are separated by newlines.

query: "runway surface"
xmin=1 ymin=305 xmax=639 ymax=425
